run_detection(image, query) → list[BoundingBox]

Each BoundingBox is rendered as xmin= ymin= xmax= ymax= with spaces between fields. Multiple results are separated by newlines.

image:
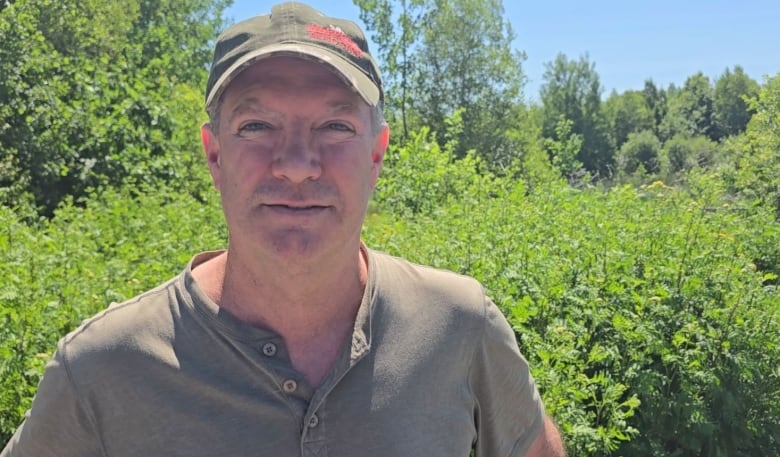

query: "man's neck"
xmin=193 ymin=244 xmax=368 ymax=336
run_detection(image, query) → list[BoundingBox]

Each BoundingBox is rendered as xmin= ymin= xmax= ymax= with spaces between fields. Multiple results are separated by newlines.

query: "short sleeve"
xmin=469 ymin=295 xmax=545 ymax=457
xmin=1 ymin=340 xmax=103 ymax=457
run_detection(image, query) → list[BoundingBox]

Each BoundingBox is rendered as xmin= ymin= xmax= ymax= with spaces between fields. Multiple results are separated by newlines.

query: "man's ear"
xmin=370 ymin=124 xmax=390 ymax=185
xmin=201 ymin=123 xmax=222 ymax=191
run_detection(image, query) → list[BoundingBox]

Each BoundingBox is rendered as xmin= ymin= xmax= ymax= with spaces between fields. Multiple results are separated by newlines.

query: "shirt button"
xmin=308 ymin=414 xmax=319 ymax=428
xmin=262 ymin=342 xmax=277 ymax=357
xmin=282 ymin=379 xmax=298 ymax=393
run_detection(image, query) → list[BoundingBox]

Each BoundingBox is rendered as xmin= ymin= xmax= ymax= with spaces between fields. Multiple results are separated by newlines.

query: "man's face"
xmin=201 ymin=56 xmax=389 ymax=262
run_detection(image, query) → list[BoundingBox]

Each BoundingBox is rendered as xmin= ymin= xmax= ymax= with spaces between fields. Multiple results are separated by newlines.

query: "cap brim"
xmin=205 ymin=43 xmax=381 ymax=110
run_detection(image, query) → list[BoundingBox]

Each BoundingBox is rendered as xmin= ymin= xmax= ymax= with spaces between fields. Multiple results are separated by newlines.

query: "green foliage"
xmin=354 ymin=0 xmax=527 ymax=168
xmin=642 ymin=80 xmax=668 ymax=137
xmin=540 ymin=53 xmax=613 ymax=176
xmin=543 ymin=115 xmax=583 ymax=178
xmin=720 ymin=73 xmax=780 ymax=219
xmin=0 ymin=186 xmax=226 ymax=443
xmin=353 ymin=0 xmax=424 ymax=141
xmin=505 ymin=105 xmax=564 ymax=190
xmin=616 ymin=130 xmax=661 ymax=177
xmin=0 ymin=0 xmax=225 ymax=214
xmin=603 ymin=89 xmax=654 ymax=151
xmin=367 ymin=135 xmax=780 ymax=455
xmin=713 ymin=66 xmax=759 ymax=139
xmin=660 ymin=72 xmax=716 ymax=142
xmin=129 ymin=0 xmax=230 ymax=88
xmin=374 ymin=110 xmax=500 ymax=216
xmin=659 ymin=135 xmax=720 ymax=179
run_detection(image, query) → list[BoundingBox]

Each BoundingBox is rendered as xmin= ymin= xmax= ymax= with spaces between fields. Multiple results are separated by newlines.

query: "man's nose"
xmin=271 ymin=133 xmax=322 ymax=183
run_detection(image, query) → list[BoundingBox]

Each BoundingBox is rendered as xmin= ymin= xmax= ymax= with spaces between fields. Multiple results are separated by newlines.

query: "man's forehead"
xmin=228 ymin=96 xmax=360 ymax=117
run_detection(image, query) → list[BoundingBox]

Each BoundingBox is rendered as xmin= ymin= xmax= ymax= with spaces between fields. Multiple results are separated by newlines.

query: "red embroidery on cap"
xmin=306 ymin=24 xmax=363 ymax=57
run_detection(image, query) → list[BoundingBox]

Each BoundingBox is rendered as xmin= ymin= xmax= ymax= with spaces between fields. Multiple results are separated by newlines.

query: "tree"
xmin=354 ymin=0 xmax=424 ymax=141
xmin=723 ymin=74 xmax=780 ymax=218
xmin=540 ymin=53 xmax=612 ymax=176
xmin=0 ymin=0 xmax=227 ymax=214
xmin=713 ymin=66 xmax=759 ymax=139
xmin=354 ymin=0 xmax=526 ymax=169
xmin=603 ymin=89 xmax=654 ymax=150
xmin=643 ymin=79 xmax=668 ymax=137
xmin=660 ymin=72 xmax=715 ymax=142
xmin=542 ymin=116 xmax=583 ymax=179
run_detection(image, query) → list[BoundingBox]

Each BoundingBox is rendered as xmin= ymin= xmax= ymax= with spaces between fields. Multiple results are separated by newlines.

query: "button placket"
xmin=302 ymin=410 xmax=326 ymax=457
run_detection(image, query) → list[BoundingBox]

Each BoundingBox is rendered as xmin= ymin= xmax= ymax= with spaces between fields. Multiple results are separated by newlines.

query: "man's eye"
xmin=324 ymin=122 xmax=353 ymax=132
xmin=239 ymin=122 xmax=270 ymax=132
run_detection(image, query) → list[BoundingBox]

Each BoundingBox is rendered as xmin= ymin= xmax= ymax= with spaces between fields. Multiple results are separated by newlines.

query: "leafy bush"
xmin=659 ymin=134 xmax=720 ymax=178
xmin=616 ymin=130 xmax=662 ymax=178
xmin=374 ymin=120 xmax=501 ymax=217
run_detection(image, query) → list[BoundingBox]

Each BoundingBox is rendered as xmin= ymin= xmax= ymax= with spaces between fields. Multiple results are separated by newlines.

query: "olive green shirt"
xmin=2 ymin=249 xmax=544 ymax=457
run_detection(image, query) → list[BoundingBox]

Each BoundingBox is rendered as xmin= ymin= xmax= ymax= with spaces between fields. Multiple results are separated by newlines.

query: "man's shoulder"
xmin=369 ymin=249 xmax=486 ymax=311
xmin=60 ymin=274 xmax=183 ymax=360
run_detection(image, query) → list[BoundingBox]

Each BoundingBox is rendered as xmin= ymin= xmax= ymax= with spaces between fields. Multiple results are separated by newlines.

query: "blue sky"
xmin=224 ymin=1 xmax=780 ymax=101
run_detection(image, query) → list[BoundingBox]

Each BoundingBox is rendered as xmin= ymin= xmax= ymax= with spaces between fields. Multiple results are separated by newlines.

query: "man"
xmin=2 ymin=2 xmax=564 ymax=456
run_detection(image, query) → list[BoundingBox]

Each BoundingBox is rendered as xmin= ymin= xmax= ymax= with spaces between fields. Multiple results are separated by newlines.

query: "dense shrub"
xmin=616 ymin=130 xmax=662 ymax=177
xmin=659 ymin=134 xmax=720 ymax=178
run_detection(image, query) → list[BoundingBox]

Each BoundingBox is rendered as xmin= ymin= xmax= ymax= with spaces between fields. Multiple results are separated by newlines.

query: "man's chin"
xmin=266 ymin=229 xmax=324 ymax=258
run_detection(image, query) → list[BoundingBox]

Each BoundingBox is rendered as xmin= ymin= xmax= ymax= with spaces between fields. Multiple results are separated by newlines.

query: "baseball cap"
xmin=205 ymin=2 xmax=383 ymax=110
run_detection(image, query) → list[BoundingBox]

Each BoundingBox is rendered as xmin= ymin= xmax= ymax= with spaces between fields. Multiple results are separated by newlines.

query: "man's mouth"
xmin=264 ymin=204 xmax=328 ymax=213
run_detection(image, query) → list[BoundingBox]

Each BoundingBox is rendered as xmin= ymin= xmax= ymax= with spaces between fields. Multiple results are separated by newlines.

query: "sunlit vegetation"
xmin=1 ymin=1 xmax=778 ymax=455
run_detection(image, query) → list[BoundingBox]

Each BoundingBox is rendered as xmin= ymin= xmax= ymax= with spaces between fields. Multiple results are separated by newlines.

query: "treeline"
xmin=354 ymin=1 xmax=774 ymax=201
xmin=1 ymin=1 xmax=779 ymax=456
xmin=0 ymin=0 xmax=776 ymax=217
xmin=539 ymin=58 xmax=760 ymax=180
